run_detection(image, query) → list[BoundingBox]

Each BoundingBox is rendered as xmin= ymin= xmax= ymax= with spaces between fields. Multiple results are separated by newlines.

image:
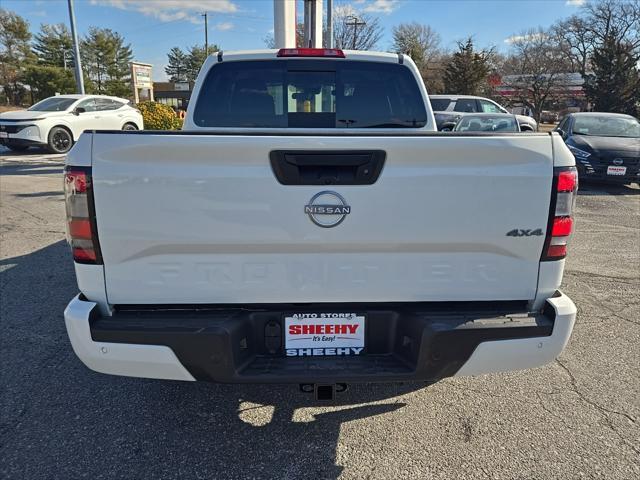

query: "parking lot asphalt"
xmin=1 ymin=148 xmax=638 ymax=480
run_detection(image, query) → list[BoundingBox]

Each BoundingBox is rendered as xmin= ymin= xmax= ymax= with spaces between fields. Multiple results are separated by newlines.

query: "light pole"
xmin=67 ymin=0 xmax=85 ymax=94
xmin=202 ymin=12 xmax=208 ymax=54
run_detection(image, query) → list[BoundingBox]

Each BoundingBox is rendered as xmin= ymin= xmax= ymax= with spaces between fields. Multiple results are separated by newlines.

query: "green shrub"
xmin=137 ymin=101 xmax=182 ymax=130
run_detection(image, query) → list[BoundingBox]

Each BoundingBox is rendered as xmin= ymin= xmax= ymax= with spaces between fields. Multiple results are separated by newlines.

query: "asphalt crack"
xmin=555 ymin=359 xmax=639 ymax=456
xmin=555 ymin=360 xmax=637 ymax=424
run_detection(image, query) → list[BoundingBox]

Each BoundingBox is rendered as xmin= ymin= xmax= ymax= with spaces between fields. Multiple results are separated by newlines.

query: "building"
xmin=493 ymin=73 xmax=589 ymax=114
xmin=153 ymin=81 xmax=193 ymax=111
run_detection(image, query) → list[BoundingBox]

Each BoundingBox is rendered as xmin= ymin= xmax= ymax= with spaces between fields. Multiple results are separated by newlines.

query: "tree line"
xmin=0 ymin=9 xmax=133 ymax=104
xmin=2 ymin=1 xmax=639 ymax=120
xmin=392 ymin=0 xmax=640 ymax=120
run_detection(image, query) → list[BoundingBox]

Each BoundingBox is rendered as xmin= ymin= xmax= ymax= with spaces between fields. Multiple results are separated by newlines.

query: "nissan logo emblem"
xmin=613 ymin=158 xmax=624 ymax=166
xmin=304 ymin=191 xmax=351 ymax=228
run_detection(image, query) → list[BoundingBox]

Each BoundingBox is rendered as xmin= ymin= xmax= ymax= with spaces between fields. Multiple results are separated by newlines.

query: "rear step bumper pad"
xmin=64 ymin=292 xmax=576 ymax=383
xmin=64 ymin=295 xmax=195 ymax=381
xmin=455 ymin=292 xmax=576 ymax=376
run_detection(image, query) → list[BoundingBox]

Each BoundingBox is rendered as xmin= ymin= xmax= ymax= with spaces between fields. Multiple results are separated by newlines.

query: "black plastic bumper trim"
xmin=90 ymin=302 xmax=554 ymax=384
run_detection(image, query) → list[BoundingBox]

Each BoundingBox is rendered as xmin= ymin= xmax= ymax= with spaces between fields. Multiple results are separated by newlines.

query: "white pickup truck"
xmin=63 ymin=49 xmax=577 ymax=395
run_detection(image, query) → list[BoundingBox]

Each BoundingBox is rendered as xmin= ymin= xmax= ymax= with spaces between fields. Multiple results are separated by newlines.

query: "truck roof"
xmin=215 ymin=49 xmax=402 ymax=64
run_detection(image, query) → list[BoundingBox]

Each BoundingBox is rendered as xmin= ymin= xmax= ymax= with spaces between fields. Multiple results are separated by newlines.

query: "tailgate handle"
xmin=270 ymin=150 xmax=386 ymax=185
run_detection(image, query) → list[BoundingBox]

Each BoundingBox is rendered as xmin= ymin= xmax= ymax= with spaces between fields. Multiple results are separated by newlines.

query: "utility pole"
xmin=202 ymin=12 xmax=208 ymax=55
xmin=346 ymin=15 xmax=366 ymax=50
xmin=67 ymin=0 xmax=85 ymax=94
xmin=326 ymin=0 xmax=333 ymax=48
xmin=302 ymin=0 xmax=323 ymax=48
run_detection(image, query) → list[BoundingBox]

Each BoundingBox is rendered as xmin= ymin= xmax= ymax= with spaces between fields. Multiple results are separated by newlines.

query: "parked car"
xmin=63 ymin=48 xmax=576 ymax=397
xmin=555 ymin=112 xmax=640 ymax=184
xmin=540 ymin=110 xmax=559 ymax=124
xmin=441 ymin=113 xmax=525 ymax=132
xmin=430 ymin=94 xmax=538 ymax=131
xmin=0 ymin=95 xmax=143 ymax=154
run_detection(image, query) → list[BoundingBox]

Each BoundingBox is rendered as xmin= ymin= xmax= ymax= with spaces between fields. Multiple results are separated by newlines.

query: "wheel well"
xmin=49 ymin=125 xmax=74 ymax=142
xmin=123 ymin=121 xmax=139 ymax=128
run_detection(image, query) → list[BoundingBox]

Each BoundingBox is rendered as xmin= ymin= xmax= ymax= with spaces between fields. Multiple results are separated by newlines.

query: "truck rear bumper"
xmin=64 ymin=292 xmax=576 ymax=383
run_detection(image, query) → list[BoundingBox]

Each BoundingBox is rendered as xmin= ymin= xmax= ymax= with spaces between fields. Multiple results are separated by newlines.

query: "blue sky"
xmin=3 ymin=0 xmax=587 ymax=80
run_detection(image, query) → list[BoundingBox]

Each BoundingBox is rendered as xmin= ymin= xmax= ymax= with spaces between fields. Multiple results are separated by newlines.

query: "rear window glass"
xmin=454 ymin=99 xmax=478 ymax=113
xmin=429 ymin=98 xmax=452 ymax=111
xmin=454 ymin=115 xmax=519 ymax=132
xmin=28 ymin=97 xmax=76 ymax=112
xmin=193 ymin=60 xmax=428 ymax=128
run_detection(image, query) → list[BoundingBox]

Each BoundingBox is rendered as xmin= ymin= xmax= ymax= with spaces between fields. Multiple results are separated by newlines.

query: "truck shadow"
xmin=578 ymin=182 xmax=639 ymax=196
xmin=0 ymin=160 xmax=64 ymax=176
xmin=1 ymin=240 xmax=417 ymax=479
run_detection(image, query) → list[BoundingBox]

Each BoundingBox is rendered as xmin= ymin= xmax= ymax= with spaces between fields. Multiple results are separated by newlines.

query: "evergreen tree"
xmin=24 ymin=65 xmax=75 ymax=101
xmin=186 ymin=44 xmax=219 ymax=82
xmin=33 ymin=23 xmax=73 ymax=68
xmin=81 ymin=27 xmax=132 ymax=96
xmin=0 ymin=9 xmax=35 ymax=104
xmin=584 ymin=31 xmax=640 ymax=116
xmin=165 ymin=47 xmax=188 ymax=82
xmin=442 ymin=38 xmax=492 ymax=95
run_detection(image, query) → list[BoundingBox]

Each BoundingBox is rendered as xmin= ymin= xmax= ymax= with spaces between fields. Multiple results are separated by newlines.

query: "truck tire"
xmin=47 ymin=126 xmax=73 ymax=154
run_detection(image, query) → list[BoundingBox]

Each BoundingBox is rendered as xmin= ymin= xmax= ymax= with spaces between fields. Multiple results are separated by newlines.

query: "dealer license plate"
xmin=284 ymin=313 xmax=365 ymax=357
xmin=607 ymin=166 xmax=626 ymax=176
xmin=0 ymin=132 xmax=8 ymax=138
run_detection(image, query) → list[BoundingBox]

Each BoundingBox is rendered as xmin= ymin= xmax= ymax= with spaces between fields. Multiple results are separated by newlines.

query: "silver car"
xmin=430 ymin=94 xmax=538 ymax=131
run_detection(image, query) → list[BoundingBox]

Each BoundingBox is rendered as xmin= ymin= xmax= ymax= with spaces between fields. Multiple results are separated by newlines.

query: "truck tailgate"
xmin=91 ymin=133 xmax=553 ymax=304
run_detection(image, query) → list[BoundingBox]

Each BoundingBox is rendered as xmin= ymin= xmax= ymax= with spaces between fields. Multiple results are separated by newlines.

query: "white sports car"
xmin=0 ymin=95 xmax=144 ymax=153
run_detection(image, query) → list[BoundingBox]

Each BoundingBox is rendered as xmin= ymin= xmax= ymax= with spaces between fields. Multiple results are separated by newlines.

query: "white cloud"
xmin=504 ymin=32 xmax=546 ymax=44
xmin=334 ymin=3 xmax=357 ymax=17
xmin=152 ymin=61 xmax=169 ymax=81
xmin=363 ymin=0 xmax=400 ymax=14
xmin=91 ymin=0 xmax=238 ymax=24
xmin=215 ymin=22 xmax=234 ymax=31
xmin=566 ymin=0 xmax=586 ymax=6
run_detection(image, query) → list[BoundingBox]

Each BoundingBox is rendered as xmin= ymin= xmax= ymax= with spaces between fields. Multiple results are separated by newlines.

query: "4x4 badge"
xmin=506 ymin=229 xmax=544 ymax=237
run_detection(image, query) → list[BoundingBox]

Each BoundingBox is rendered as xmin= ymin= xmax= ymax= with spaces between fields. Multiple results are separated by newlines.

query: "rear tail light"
xmin=277 ymin=48 xmax=345 ymax=58
xmin=541 ymin=167 xmax=578 ymax=261
xmin=64 ymin=167 xmax=102 ymax=264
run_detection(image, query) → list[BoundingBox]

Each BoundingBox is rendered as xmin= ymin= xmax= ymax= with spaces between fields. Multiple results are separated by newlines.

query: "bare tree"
xmin=264 ymin=9 xmax=383 ymax=51
xmin=391 ymin=22 xmax=444 ymax=92
xmin=552 ymin=0 xmax=639 ymax=76
xmin=502 ymin=28 xmax=572 ymax=123
xmin=391 ymin=22 xmax=440 ymax=64
xmin=585 ymin=0 xmax=640 ymax=49
xmin=332 ymin=10 xmax=383 ymax=50
xmin=551 ymin=16 xmax=596 ymax=76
